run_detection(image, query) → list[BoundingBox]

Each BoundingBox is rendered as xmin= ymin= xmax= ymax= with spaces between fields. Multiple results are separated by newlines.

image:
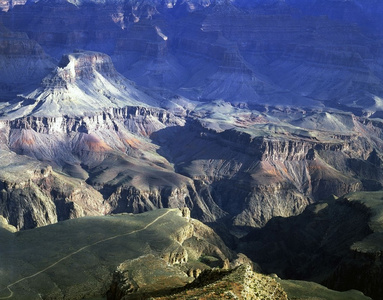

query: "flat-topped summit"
xmin=1 ymin=50 xmax=159 ymax=118
xmin=55 ymin=50 xmax=118 ymax=83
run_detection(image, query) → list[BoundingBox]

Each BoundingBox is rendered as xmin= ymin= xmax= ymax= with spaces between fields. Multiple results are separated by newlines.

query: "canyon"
xmin=0 ymin=0 xmax=383 ymax=299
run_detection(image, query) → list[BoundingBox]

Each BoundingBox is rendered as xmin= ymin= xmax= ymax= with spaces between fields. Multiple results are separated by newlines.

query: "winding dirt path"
xmin=0 ymin=209 xmax=173 ymax=299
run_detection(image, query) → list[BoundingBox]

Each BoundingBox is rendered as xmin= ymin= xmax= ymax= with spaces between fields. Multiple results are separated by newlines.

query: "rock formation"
xmin=0 ymin=1 xmax=382 ymax=297
xmin=0 ymin=2 xmax=382 ymax=233
xmin=2 ymin=0 xmax=382 ymax=109
xmin=0 ymin=149 xmax=108 ymax=230
xmin=1 ymin=50 xmax=163 ymax=118
xmin=152 ymin=264 xmax=289 ymax=300
xmin=238 ymin=191 xmax=383 ymax=300
xmin=2 ymin=91 xmax=383 ymax=231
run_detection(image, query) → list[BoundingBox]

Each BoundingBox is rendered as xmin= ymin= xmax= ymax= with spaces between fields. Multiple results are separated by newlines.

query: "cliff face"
xmin=1 ymin=102 xmax=382 ymax=231
xmin=0 ymin=1 xmax=382 ymax=298
xmin=0 ymin=103 xmax=192 ymax=229
xmin=238 ymin=191 xmax=383 ymax=300
xmin=152 ymin=109 xmax=383 ymax=228
xmin=0 ymin=150 xmax=107 ymax=230
xmin=0 ymin=1 xmax=382 ymax=233
xmin=55 ymin=51 xmax=118 ymax=83
xmin=1 ymin=50 xmax=164 ymax=119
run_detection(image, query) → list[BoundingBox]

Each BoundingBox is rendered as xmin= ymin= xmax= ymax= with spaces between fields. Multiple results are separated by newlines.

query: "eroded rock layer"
xmin=1 ymin=100 xmax=383 ymax=232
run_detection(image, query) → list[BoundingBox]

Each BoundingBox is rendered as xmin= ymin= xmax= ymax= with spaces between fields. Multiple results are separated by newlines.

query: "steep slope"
xmin=2 ymin=82 xmax=383 ymax=231
xmin=0 ymin=106 xmax=209 ymax=230
xmin=0 ymin=3 xmax=382 ymax=297
xmin=238 ymin=191 xmax=383 ymax=300
xmin=0 ymin=207 xmax=368 ymax=300
xmin=0 ymin=148 xmax=108 ymax=230
xmin=0 ymin=36 xmax=382 ymax=232
xmin=0 ymin=0 xmax=382 ymax=234
xmin=0 ymin=208 xmax=236 ymax=299
xmin=153 ymin=104 xmax=383 ymax=229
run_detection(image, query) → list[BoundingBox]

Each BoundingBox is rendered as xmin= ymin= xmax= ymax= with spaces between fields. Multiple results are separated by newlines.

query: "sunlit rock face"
xmin=0 ymin=0 xmax=383 ymax=234
xmin=0 ymin=2 xmax=382 ymax=299
xmin=0 ymin=50 xmax=161 ymax=118
xmin=2 ymin=98 xmax=383 ymax=231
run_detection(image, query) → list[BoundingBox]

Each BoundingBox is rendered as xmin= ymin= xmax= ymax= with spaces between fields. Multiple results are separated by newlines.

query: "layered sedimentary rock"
xmin=0 ymin=2 xmax=381 ymax=297
xmin=0 ymin=0 xmax=382 ymax=232
xmin=2 ymin=99 xmax=383 ymax=231
xmin=0 ymin=149 xmax=107 ymax=230
xmin=1 ymin=50 xmax=163 ymax=118
xmin=152 ymin=104 xmax=383 ymax=228
xmin=0 ymin=105 xmax=192 ymax=229
xmin=0 ymin=50 xmax=382 ymax=233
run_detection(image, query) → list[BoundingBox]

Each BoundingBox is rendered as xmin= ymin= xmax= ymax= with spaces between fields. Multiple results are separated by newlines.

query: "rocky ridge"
xmin=151 ymin=264 xmax=289 ymax=300
xmin=0 ymin=102 xmax=193 ymax=230
xmin=0 ymin=2 xmax=382 ymax=232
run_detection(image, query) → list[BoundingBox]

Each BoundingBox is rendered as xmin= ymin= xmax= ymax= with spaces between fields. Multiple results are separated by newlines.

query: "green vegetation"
xmin=279 ymin=279 xmax=371 ymax=300
xmin=0 ymin=209 xmax=187 ymax=300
